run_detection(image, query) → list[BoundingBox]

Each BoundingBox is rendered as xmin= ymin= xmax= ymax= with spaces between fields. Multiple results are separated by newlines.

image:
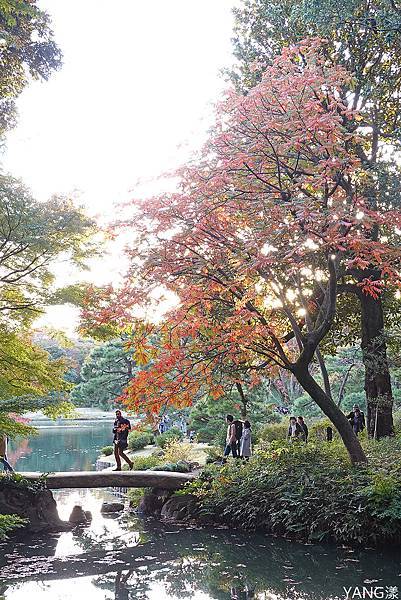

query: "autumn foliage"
xmin=84 ymin=41 xmax=401 ymax=460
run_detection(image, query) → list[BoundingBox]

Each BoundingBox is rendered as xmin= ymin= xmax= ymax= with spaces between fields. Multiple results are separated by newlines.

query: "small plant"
xmin=0 ymin=515 xmax=27 ymax=540
xmin=101 ymin=445 xmax=113 ymax=456
xmin=257 ymin=422 xmax=287 ymax=443
xmin=131 ymin=454 xmax=163 ymax=471
xmin=127 ymin=488 xmax=145 ymax=508
xmin=151 ymin=461 xmax=191 ymax=473
xmin=128 ymin=430 xmax=154 ymax=451
xmin=163 ymin=439 xmax=192 ymax=463
xmin=155 ymin=427 xmax=183 ymax=449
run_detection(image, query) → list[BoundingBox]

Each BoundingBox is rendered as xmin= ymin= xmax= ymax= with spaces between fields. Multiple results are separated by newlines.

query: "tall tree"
xmin=227 ymin=0 xmax=401 ymax=437
xmin=70 ymin=340 xmax=136 ymax=410
xmin=88 ymin=44 xmax=401 ymax=463
xmin=0 ymin=0 xmax=61 ymax=136
xmin=0 ymin=175 xmax=97 ymax=326
xmin=0 ymin=177 xmax=97 ymax=433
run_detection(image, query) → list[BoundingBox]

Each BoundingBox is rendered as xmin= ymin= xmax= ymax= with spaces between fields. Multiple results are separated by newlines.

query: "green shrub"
xmin=131 ymin=454 xmax=162 ymax=471
xmin=151 ymin=460 xmax=191 ymax=473
xmin=101 ymin=445 xmax=113 ymax=456
xmin=127 ymin=488 xmax=145 ymax=508
xmin=155 ymin=427 xmax=184 ymax=449
xmin=309 ymin=418 xmax=340 ymax=441
xmin=183 ymin=440 xmax=401 ymax=546
xmin=205 ymin=446 xmax=223 ymax=464
xmin=128 ymin=430 xmax=153 ymax=451
xmin=0 ymin=515 xmax=27 ymax=540
xmin=257 ymin=422 xmax=287 ymax=443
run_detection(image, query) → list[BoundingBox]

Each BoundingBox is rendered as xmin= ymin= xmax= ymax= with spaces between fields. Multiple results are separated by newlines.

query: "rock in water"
xmin=100 ymin=501 xmax=125 ymax=513
xmin=160 ymin=494 xmax=199 ymax=521
xmin=0 ymin=476 xmax=71 ymax=534
xmin=137 ymin=488 xmax=172 ymax=516
xmin=69 ymin=505 xmax=89 ymax=524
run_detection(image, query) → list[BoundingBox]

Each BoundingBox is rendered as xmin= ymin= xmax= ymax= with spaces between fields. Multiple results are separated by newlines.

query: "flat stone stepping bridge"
xmin=22 ymin=470 xmax=196 ymax=490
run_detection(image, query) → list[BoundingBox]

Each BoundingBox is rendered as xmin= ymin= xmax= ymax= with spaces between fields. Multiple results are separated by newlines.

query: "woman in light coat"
xmin=240 ymin=420 xmax=252 ymax=459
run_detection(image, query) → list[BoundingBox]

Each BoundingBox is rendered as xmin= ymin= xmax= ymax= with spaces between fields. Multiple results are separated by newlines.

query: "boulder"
xmin=0 ymin=476 xmax=71 ymax=534
xmin=160 ymin=494 xmax=199 ymax=522
xmin=100 ymin=501 xmax=125 ymax=513
xmin=137 ymin=488 xmax=172 ymax=516
xmin=69 ymin=505 xmax=89 ymax=525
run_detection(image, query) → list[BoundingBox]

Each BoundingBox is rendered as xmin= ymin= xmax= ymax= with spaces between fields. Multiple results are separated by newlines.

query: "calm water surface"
xmin=2 ymin=423 xmax=401 ymax=600
xmin=8 ymin=420 xmax=113 ymax=472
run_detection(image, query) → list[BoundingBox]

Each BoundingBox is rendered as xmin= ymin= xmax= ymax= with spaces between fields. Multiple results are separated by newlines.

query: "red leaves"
xmin=83 ymin=40 xmax=401 ymax=416
xmin=357 ymin=278 xmax=384 ymax=300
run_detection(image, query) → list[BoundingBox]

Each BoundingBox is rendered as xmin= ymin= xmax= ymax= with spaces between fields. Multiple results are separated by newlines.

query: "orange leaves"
xmin=357 ymin=278 xmax=384 ymax=300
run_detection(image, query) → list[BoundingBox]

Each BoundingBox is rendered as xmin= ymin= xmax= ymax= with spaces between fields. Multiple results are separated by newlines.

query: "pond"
xmin=2 ymin=423 xmax=401 ymax=599
xmin=8 ymin=420 xmax=114 ymax=472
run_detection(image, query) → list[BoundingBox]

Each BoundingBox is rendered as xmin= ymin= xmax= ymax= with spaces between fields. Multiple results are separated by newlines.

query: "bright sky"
xmin=1 ymin=0 xmax=239 ymax=333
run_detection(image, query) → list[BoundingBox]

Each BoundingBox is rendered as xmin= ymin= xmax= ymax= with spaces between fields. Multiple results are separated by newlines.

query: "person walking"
xmin=240 ymin=420 xmax=252 ymax=459
xmin=223 ymin=414 xmax=238 ymax=460
xmin=347 ymin=404 xmax=365 ymax=435
xmin=113 ymin=410 xmax=133 ymax=471
xmin=0 ymin=435 xmax=14 ymax=473
xmin=287 ymin=416 xmax=303 ymax=441
xmin=297 ymin=416 xmax=308 ymax=442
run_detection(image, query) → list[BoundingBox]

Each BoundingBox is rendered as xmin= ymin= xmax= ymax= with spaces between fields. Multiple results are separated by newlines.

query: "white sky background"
xmin=1 ymin=0 xmax=239 ymax=333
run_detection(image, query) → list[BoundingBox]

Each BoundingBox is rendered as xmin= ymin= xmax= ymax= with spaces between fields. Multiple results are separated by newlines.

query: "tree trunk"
xmin=359 ymin=292 xmax=394 ymax=438
xmin=294 ymin=367 xmax=367 ymax=464
xmin=236 ymin=382 xmax=247 ymax=418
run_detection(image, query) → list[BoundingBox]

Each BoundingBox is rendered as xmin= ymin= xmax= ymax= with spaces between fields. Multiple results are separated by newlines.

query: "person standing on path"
xmin=346 ymin=404 xmax=366 ymax=435
xmin=287 ymin=416 xmax=303 ymax=441
xmin=297 ymin=416 xmax=309 ymax=442
xmin=240 ymin=420 xmax=252 ymax=459
xmin=113 ymin=410 xmax=133 ymax=471
xmin=0 ymin=435 xmax=14 ymax=473
xmin=223 ymin=414 xmax=238 ymax=460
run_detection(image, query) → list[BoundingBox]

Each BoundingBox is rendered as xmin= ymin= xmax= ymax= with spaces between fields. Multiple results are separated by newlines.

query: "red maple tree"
xmin=84 ymin=41 xmax=401 ymax=464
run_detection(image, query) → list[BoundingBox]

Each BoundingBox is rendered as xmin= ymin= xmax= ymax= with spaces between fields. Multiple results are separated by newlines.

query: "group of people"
xmin=287 ymin=416 xmax=309 ymax=442
xmin=222 ymin=405 xmax=365 ymax=462
xmin=346 ymin=404 xmax=365 ymax=435
xmin=224 ymin=415 xmax=252 ymax=460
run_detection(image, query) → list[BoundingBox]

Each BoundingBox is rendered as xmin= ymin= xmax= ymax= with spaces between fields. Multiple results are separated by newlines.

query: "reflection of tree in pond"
xmin=93 ymin=570 xmax=143 ymax=600
xmin=2 ymin=521 xmax=401 ymax=599
xmin=87 ymin=524 xmax=401 ymax=600
xmin=10 ymin=422 xmax=112 ymax=472
xmin=72 ymin=518 xmax=147 ymax=554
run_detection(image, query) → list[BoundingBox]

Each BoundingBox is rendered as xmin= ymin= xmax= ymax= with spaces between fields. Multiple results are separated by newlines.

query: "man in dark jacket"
xmin=297 ymin=416 xmax=308 ymax=442
xmin=113 ymin=410 xmax=133 ymax=471
xmin=346 ymin=404 xmax=365 ymax=435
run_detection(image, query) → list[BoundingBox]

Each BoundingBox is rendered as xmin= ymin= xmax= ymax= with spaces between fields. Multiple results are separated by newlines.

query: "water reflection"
xmin=8 ymin=421 xmax=113 ymax=472
xmin=1 ymin=487 xmax=401 ymax=600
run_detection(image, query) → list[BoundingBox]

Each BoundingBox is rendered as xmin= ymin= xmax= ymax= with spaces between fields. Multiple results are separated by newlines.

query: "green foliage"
xmin=155 ymin=427 xmax=184 ymax=449
xmin=0 ymin=177 xmax=97 ymax=327
xmin=70 ymin=339 xmax=136 ymax=410
xmin=128 ymin=430 xmax=154 ymax=451
xmin=0 ymin=514 xmax=27 ymax=540
xmin=309 ymin=418 xmax=339 ymax=442
xmin=184 ymin=440 xmax=401 ymax=545
xmin=0 ymin=472 xmax=47 ymax=492
xmin=258 ymin=422 xmax=288 ymax=443
xmin=0 ymin=0 xmax=62 ymax=137
xmin=127 ymin=488 xmax=145 ymax=508
xmin=101 ymin=445 xmax=113 ymax=456
xmin=189 ymin=380 xmax=278 ymax=444
xmin=151 ymin=461 xmax=191 ymax=473
xmin=205 ymin=446 xmax=223 ymax=464
xmin=130 ymin=454 xmax=162 ymax=471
